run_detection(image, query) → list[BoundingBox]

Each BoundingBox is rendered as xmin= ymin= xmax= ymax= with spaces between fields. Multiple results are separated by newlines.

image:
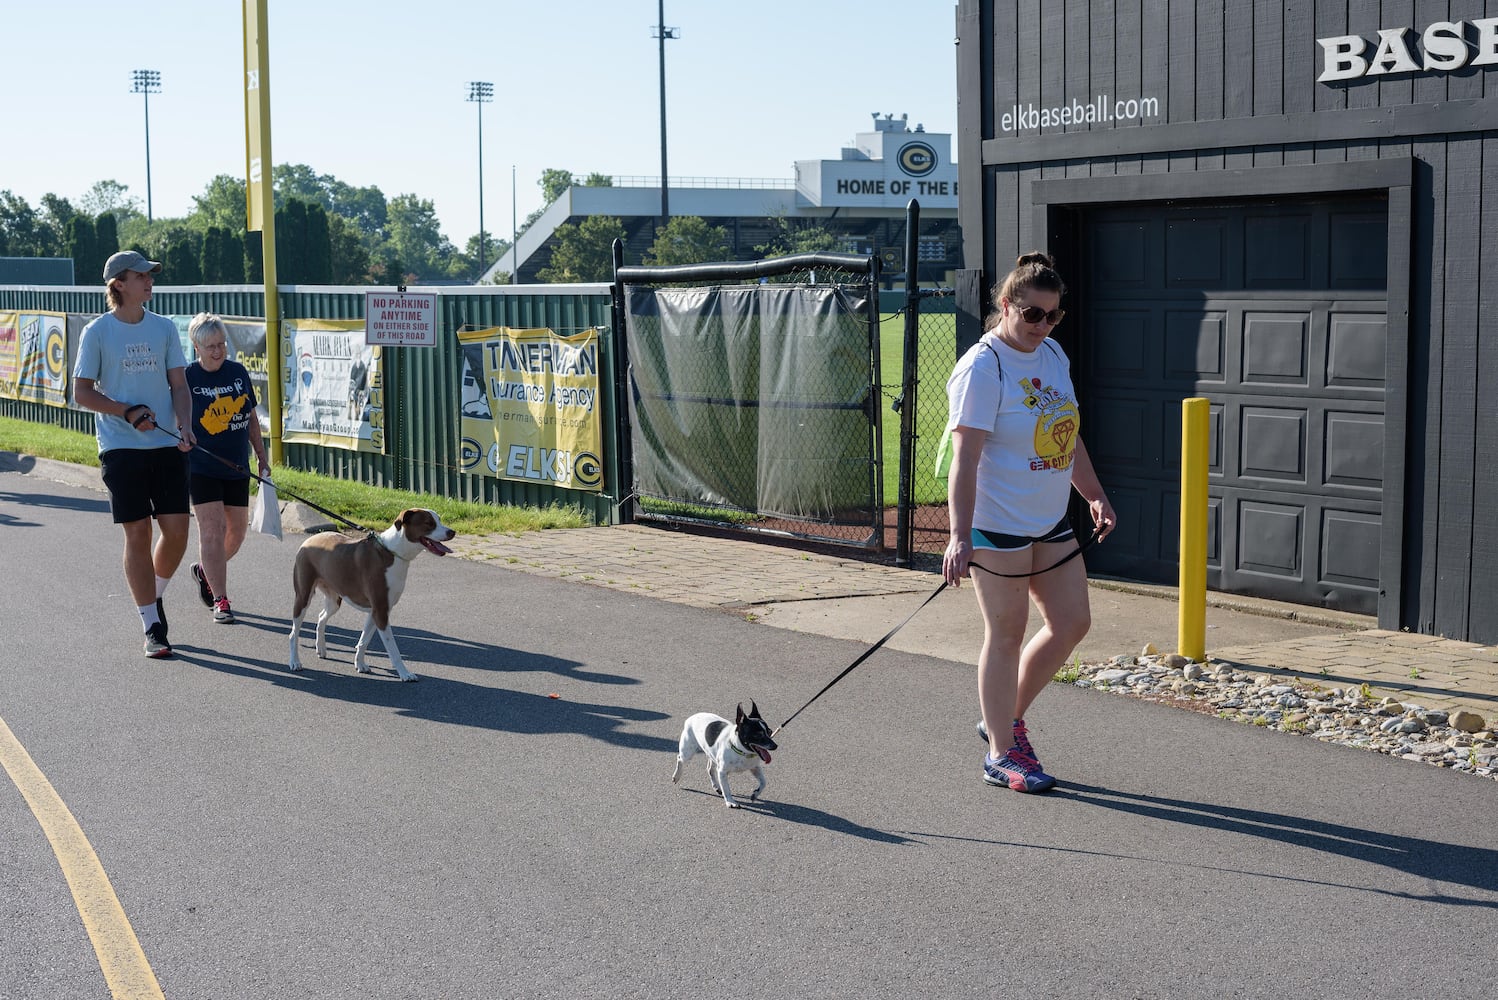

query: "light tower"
xmin=467 ymin=81 xmax=494 ymax=282
xmin=131 ymin=69 xmax=162 ymax=222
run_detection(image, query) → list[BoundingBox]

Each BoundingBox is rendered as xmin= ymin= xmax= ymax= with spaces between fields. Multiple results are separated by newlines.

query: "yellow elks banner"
xmin=456 ymin=327 xmax=603 ymax=492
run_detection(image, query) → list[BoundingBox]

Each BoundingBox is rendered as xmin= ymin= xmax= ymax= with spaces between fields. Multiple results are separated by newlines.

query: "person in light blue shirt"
xmin=72 ymin=250 xmax=196 ymax=659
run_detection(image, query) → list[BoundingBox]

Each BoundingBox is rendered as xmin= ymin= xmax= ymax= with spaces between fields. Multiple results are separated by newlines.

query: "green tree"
xmin=755 ymin=218 xmax=841 ymax=259
xmin=304 ymin=203 xmax=332 ymax=284
xmin=65 ymin=215 xmax=99 ymax=282
xmin=201 ymin=226 xmax=243 ymax=283
xmin=539 ymin=169 xmax=575 ymax=205
xmin=162 ymin=229 xmax=203 ymax=284
xmin=38 ymin=194 xmax=78 ymax=256
xmin=644 ymin=216 xmax=729 ymax=267
xmin=79 ymin=180 xmax=143 ymax=226
xmin=0 ymin=191 xmax=48 ymax=256
xmin=537 ymin=215 xmax=625 ymax=282
xmin=190 ymin=175 xmax=248 ymax=232
xmin=244 ymin=231 xmax=263 ymax=283
xmin=276 ymin=198 xmax=308 ymax=283
xmin=582 ymin=173 xmax=614 ymax=187
xmin=95 ymin=211 xmax=120 ymax=261
xmin=385 ymin=193 xmax=456 ymax=281
xmin=328 ymin=215 xmax=370 ymax=285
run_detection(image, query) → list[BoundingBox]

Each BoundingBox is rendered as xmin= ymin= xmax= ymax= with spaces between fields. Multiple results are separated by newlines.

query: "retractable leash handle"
xmin=156 ymin=426 xmax=370 ymax=534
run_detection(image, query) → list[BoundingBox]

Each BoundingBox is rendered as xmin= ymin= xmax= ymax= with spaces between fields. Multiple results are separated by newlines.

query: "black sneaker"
xmin=190 ymin=563 xmax=214 ymax=608
xmin=143 ymin=622 xmax=172 ymax=659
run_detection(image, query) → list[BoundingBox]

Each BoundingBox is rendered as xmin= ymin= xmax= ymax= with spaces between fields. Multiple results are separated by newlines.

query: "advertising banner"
xmin=456 ymin=326 xmax=603 ymax=492
xmin=282 ymin=318 xmax=384 ymax=453
xmin=9 ymin=311 xmax=69 ymax=407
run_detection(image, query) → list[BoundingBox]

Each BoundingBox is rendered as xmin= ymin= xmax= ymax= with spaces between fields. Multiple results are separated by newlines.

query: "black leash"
xmin=967 ymin=522 xmax=1104 ymax=579
xmin=155 ymin=425 xmax=370 ymax=534
xmin=771 ymin=521 xmax=1107 ymax=736
xmin=772 ymin=581 xmax=948 ymax=737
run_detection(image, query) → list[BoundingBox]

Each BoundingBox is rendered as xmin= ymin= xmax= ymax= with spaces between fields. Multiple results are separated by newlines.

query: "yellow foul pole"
xmin=1178 ymin=397 xmax=1210 ymax=661
xmin=244 ymin=0 xmax=282 ymax=465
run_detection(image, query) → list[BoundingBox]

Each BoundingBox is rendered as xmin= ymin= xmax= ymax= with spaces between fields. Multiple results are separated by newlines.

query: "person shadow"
xmin=1046 ymin=781 xmax=1498 ymax=908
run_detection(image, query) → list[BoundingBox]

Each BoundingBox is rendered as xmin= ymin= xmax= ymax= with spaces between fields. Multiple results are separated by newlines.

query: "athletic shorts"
xmin=100 ymin=447 xmax=190 ymax=524
xmin=971 ymin=515 xmax=1074 ymax=553
xmin=190 ymin=473 xmax=251 ymax=508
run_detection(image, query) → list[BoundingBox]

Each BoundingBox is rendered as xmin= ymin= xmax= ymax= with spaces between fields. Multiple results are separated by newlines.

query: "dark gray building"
xmin=956 ymin=1 xmax=1496 ymax=643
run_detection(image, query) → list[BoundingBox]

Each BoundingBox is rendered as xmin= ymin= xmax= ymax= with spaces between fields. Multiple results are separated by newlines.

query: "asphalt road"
xmin=3 ymin=468 xmax=1496 ymax=999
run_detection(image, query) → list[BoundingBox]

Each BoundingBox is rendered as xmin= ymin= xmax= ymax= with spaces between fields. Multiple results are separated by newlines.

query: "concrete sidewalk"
xmin=448 ymin=520 xmax=1498 ymax=730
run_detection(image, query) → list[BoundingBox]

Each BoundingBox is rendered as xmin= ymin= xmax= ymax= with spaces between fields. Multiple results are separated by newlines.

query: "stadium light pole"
xmin=653 ymin=2 xmax=679 ymax=230
xmin=511 ymin=163 xmax=520 ymax=285
xmin=131 ymin=69 xmax=161 ymax=222
xmin=467 ymin=81 xmax=494 ymax=283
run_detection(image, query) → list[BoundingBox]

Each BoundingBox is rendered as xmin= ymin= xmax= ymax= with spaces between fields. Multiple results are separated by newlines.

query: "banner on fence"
xmin=1 ymin=311 xmax=69 ymax=407
xmin=456 ymin=326 xmax=603 ymax=492
xmin=282 ymin=318 xmax=384 ymax=453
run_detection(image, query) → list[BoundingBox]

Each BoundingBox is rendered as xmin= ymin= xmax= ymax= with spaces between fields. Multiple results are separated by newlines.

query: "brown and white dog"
xmin=287 ymin=507 xmax=456 ymax=682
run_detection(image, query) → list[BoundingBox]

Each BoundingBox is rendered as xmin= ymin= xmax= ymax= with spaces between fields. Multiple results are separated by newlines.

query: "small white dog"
xmin=287 ymin=507 xmax=456 ymax=682
xmin=671 ymin=702 xmax=777 ymax=809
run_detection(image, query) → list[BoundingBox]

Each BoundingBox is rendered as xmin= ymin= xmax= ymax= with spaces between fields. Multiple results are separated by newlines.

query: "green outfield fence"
xmin=3 ymin=235 xmax=957 ymax=553
xmin=0 ymin=283 xmax=624 ymax=525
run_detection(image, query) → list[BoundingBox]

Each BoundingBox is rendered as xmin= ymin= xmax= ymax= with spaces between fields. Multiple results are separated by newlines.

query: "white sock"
xmin=155 ymin=576 xmax=170 ymax=598
xmin=139 ymin=603 xmax=161 ymax=631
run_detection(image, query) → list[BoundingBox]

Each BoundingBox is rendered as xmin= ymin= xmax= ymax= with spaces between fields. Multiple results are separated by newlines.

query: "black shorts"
xmin=972 ymin=515 xmax=1075 ymax=552
xmin=100 ymin=447 xmax=191 ymax=524
xmin=190 ymin=474 xmax=251 ymax=508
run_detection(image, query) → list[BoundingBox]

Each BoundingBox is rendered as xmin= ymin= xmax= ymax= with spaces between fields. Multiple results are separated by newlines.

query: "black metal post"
xmin=610 ymin=238 xmax=634 ymax=523
xmin=895 ymin=200 xmax=922 ymax=565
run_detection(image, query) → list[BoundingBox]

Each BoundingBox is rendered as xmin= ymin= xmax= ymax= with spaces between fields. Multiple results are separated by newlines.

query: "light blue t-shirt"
xmin=73 ymin=309 xmax=188 ymax=454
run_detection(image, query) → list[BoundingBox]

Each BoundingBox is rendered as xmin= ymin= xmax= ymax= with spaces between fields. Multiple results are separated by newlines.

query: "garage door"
xmin=1079 ymin=196 xmax=1387 ymax=614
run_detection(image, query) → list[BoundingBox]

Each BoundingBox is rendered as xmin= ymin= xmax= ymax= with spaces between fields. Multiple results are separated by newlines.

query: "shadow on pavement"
xmin=167 ymin=622 xmax=673 ymax=754
xmin=1055 ymin=781 xmax=1498 ymax=906
xmin=0 ymin=490 xmax=110 ymax=518
xmin=677 ymin=787 xmax=920 ymax=844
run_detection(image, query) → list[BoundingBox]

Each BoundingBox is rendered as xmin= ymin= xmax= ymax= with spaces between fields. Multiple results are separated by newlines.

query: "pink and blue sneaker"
xmin=983 ymin=747 xmax=1057 ymax=792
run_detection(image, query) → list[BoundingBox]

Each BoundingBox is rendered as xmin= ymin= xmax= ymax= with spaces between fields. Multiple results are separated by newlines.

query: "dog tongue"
xmin=420 ymin=537 xmax=453 ymax=556
xmin=755 ymin=747 xmax=772 ymax=763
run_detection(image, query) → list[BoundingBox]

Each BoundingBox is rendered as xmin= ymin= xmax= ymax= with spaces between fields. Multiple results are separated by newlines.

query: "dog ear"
xmin=750 ymin=700 xmax=760 ymax=719
xmin=735 ymin=703 xmax=745 ymax=723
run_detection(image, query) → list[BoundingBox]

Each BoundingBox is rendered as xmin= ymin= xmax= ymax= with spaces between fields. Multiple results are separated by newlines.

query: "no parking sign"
xmin=365 ymin=292 xmax=436 ymax=347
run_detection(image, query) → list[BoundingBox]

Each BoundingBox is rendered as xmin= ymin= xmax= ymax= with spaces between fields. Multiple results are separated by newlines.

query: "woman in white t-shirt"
xmin=942 ymin=252 xmax=1117 ymax=793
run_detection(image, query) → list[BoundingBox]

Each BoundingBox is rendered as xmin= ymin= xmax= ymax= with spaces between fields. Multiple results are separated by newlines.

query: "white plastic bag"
xmin=251 ymin=480 xmax=283 ymax=540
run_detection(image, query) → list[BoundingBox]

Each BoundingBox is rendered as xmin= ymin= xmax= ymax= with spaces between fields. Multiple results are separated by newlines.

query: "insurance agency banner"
xmin=282 ymin=318 xmax=383 ymax=453
xmin=456 ymin=326 xmax=603 ymax=492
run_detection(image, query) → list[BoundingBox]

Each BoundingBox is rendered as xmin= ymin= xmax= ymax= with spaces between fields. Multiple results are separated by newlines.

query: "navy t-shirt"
xmin=186 ymin=360 xmax=259 ymax=479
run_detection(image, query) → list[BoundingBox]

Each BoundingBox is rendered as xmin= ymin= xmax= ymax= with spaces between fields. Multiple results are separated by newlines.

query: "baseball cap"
xmin=103 ymin=250 xmax=163 ymax=282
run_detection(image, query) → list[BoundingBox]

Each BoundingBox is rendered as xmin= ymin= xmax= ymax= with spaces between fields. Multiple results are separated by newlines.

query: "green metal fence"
xmin=0 ymin=283 xmax=621 ymax=524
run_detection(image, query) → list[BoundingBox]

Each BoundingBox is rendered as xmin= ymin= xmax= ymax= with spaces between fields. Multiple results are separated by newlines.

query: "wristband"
xmin=123 ymin=404 xmax=151 ymax=429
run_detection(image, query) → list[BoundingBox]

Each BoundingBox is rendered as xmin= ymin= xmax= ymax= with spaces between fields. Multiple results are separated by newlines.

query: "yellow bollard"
xmin=1178 ymin=397 xmax=1210 ymax=662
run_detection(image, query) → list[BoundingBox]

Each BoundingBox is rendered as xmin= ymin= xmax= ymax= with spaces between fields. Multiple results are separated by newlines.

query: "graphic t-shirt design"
xmin=1018 ymin=375 xmax=1079 ymax=472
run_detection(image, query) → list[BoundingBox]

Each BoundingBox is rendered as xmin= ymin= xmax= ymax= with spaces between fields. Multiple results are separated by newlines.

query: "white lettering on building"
xmin=1318 ymin=18 xmax=1498 ymax=81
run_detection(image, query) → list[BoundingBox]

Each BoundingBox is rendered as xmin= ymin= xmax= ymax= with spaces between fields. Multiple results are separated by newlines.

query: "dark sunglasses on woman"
xmin=1014 ymin=302 xmax=1065 ymax=326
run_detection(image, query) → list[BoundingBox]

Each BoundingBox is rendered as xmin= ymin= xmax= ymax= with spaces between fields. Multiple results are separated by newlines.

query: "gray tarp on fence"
xmin=625 ymin=283 xmax=877 ymax=524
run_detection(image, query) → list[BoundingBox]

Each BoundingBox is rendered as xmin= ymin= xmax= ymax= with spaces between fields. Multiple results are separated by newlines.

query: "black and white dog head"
xmin=735 ymin=701 xmax=777 ymax=763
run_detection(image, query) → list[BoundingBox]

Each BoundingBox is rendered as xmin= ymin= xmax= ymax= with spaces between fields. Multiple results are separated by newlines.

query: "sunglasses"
xmin=1013 ymin=302 xmax=1065 ymax=326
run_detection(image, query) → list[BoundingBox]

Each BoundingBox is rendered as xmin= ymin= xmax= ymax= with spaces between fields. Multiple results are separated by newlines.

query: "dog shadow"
xmin=170 ymin=632 xmax=674 ymax=754
xmin=1016 ymin=780 xmax=1498 ymax=907
xmin=676 ymin=787 xmax=919 ymax=844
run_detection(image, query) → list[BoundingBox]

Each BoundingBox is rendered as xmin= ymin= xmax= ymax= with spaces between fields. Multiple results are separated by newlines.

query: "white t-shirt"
xmin=944 ymin=331 xmax=1080 ymax=537
xmin=73 ymin=309 xmax=188 ymax=454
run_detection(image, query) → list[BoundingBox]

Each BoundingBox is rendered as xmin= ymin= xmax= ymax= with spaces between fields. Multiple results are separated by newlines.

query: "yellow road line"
xmin=0 ymin=715 xmax=165 ymax=1000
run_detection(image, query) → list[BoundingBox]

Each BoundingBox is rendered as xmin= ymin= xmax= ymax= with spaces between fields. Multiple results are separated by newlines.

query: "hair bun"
xmin=1016 ymin=251 xmax=1054 ymax=269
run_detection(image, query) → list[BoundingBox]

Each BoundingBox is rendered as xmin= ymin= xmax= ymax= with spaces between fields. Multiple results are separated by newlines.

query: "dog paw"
xmin=288 ymin=660 xmax=302 ymax=673
xmin=726 ymin=801 xmax=741 ymax=809
xmin=398 ymin=673 xmax=419 ymax=683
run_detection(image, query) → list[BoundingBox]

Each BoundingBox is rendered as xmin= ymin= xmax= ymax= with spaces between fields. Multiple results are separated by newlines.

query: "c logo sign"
xmin=572 ymin=452 xmax=603 ymax=488
xmin=897 ymin=141 xmax=937 ymax=177
xmin=459 ymin=437 xmax=483 ymax=471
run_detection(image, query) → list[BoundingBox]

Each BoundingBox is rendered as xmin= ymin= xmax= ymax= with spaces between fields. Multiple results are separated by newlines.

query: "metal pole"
xmin=1178 ymin=397 xmax=1210 ymax=661
xmin=512 ymin=163 xmax=519 ymax=284
xmin=132 ymin=70 xmax=161 ymax=223
xmin=467 ymin=82 xmax=493 ymax=283
xmin=895 ymin=200 xmax=922 ymax=565
xmin=654 ymin=2 xmax=677 ymax=229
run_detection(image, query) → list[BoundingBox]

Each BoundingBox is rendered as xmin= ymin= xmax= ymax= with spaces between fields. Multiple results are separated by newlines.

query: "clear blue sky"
xmin=6 ymin=1 xmax=958 ymax=245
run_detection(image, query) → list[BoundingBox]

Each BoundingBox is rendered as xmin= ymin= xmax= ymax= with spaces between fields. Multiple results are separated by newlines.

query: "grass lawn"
xmin=0 ymin=415 xmax=590 ymax=536
xmin=877 ymin=311 xmax=954 ymax=507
